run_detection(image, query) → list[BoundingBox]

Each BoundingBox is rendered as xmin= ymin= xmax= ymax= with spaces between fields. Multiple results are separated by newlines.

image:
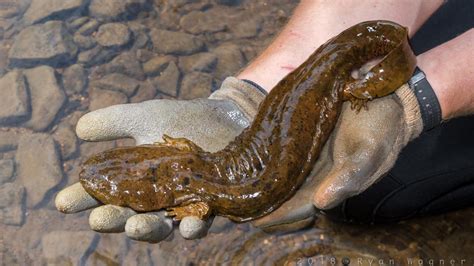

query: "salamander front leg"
xmin=165 ymin=202 xmax=211 ymax=221
xmin=153 ymin=134 xmax=204 ymax=152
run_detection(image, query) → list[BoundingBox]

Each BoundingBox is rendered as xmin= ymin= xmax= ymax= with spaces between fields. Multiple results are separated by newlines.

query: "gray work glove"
xmin=253 ymin=84 xmax=423 ymax=232
xmin=55 ymin=77 xmax=265 ymax=242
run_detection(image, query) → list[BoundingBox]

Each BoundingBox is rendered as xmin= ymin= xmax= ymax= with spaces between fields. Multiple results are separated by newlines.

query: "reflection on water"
xmin=0 ymin=0 xmax=473 ymax=264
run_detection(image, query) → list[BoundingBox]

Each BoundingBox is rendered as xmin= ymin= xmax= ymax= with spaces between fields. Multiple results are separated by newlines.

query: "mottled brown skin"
xmin=80 ymin=21 xmax=416 ymax=222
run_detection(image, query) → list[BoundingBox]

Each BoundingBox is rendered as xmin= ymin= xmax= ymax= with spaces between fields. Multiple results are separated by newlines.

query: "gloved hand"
xmin=55 ymin=77 xmax=266 ymax=242
xmin=253 ymin=83 xmax=423 ymax=232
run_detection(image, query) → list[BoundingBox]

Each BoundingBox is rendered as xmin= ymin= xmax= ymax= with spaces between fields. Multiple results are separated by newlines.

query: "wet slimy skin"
xmin=80 ymin=21 xmax=416 ymax=222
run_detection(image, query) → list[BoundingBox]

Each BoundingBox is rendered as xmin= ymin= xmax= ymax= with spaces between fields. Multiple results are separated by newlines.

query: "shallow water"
xmin=0 ymin=0 xmax=473 ymax=265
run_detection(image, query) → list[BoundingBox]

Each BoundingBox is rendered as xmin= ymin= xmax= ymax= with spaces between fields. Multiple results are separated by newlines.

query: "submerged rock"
xmin=42 ymin=231 xmax=98 ymax=263
xmin=88 ymin=87 xmax=128 ymax=111
xmin=89 ymin=0 xmax=147 ymax=21
xmin=99 ymin=51 xmax=145 ymax=80
xmin=0 ymin=159 xmax=14 ymax=185
xmin=150 ymin=29 xmax=204 ymax=55
xmin=231 ymin=17 xmax=262 ymax=38
xmin=16 ymin=133 xmax=63 ymax=208
xmin=212 ymin=43 xmax=245 ymax=80
xmin=24 ymin=66 xmax=66 ymax=131
xmin=150 ymin=61 xmax=180 ymax=97
xmin=77 ymin=45 xmax=118 ymax=67
xmin=73 ymin=33 xmax=97 ymax=50
xmin=0 ymin=71 xmax=29 ymax=125
xmin=9 ymin=21 xmax=78 ymax=68
xmin=62 ymin=64 xmax=87 ymax=95
xmin=67 ymin=16 xmax=89 ymax=31
xmin=179 ymin=71 xmax=215 ymax=99
xmin=0 ymin=130 xmax=19 ymax=152
xmin=95 ymin=23 xmax=131 ymax=48
xmin=0 ymin=0 xmax=30 ymax=19
xmin=179 ymin=52 xmax=217 ymax=73
xmin=143 ymin=55 xmax=175 ymax=77
xmin=130 ymin=81 xmax=157 ymax=103
xmin=179 ymin=10 xmax=226 ymax=34
xmin=92 ymin=73 xmax=139 ymax=96
xmin=0 ymin=183 xmax=25 ymax=225
xmin=76 ymin=19 xmax=100 ymax=36
xmin=52 ymin=123 xmax=78 ymax=160
xmin=23 ymin=0 xmax=86 ymax=24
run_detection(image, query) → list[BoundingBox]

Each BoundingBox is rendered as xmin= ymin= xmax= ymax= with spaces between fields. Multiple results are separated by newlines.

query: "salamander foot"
xmin=166 ymin=202 xmax=211 ymax=221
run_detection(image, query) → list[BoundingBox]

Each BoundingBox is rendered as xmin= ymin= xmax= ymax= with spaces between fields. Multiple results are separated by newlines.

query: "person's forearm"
xmin=238 ymin=0 xmax=443 ymax=91
xmin=418 ymin=29 xmax=474 ymax=120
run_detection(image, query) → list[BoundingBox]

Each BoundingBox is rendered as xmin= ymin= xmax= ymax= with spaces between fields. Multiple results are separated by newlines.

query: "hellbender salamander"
xmin=80 ymin=21 xmax=416 ymax=222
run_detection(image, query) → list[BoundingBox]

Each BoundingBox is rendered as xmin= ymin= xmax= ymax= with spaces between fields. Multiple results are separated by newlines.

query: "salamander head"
xmin=79 ymin=146 xmax=178 ymax=212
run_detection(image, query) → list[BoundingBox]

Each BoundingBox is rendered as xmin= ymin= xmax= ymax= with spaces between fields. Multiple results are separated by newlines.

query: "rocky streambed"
xmin=0 ymin=0 xmax=473 ymax=264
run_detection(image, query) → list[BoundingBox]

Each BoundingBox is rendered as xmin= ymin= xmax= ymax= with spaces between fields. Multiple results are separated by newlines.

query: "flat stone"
xmin=42 ymin=231 xmax=98 ymax=263
xmin=95 ymin=23 xmax=131 ymax=48
xmin=150 ymin=29 xmax=204 ymax=55
xmin=179 ymin=71 xmax=215 ymax=100
xmin=76 ymin=19 xmax=100 ymax=35
xmin=150 ymin=61 xmax=180 ymax=97
xmin=52 ymin=123 xmax=78 ymax=160
xmin=0 ymin=0 xmax=29 ymax=19
xmin=0 ymin=71 xmax=29 ymax=125
xmin=89 ymin=0 xmax=146 ymax=21
xmin=24 ymin=0 xmax=86 ymax=24
xmin=92 ymin=73 xmax=139 ymax=96
xmin=88 ymin=87 xmax=128 ymax=111
xmin=123 ymin=244 xmax=153 ymax=265
xmin=73 ymin=33 xmax=97 ymax=50
xmin=77 ymin=45 xmax=118 ymax=67
xmin=62 ymin=64 xmax=87 ymax=95
xmin=24 ymin=66 xmax=66 ymax=131
xmin=67 ymin=16 xmax=89 ymax=31
xmin=0 ymin=159 xmax=14 ymax=184
xmin=16 ymin=133 xmax=63 ymax=208
xmin=9 ymin=21 xmax=78 ymax=68
xmin=231 ymin=17 xmax=262 ymax=38
xmin=179 ymin=10 xmax=226 ymax=34
xmin=136 ymin=49 xmax=156 ymax=62
xmin=98 ymin=51 xmax=145 ymax=80
xmin=86 ymin=234 xmax=128 ymax=264
xmin=213 ymin=43 xmax=245 ymax=80
xmin=0 ymin=130 xmax=19 ymax=151
xmin=128 ymin=21 xmax=149 ymax=49
xmin=0 ymin=183 xmax=25 ymax=225
xmin=130 ymin=81 xmax=156 ymax=103
xmin=143 ymin=55 xmax=175 ymax=77
xmin=179 ymin=52 xmax=217 ymax=73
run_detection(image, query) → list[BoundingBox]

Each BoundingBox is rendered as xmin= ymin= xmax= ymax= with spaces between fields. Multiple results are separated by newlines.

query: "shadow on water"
xmin=0 ymin=0 xmax=473 ymax=265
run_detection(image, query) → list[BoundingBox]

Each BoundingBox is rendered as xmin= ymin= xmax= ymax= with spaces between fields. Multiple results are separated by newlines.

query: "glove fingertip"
xmin=55 ymin=183 xmax=100 ymax=213
xmin=89 ymin=205 xmax=136 ymax=233
xmin=179 ymin=216 xmax=212 ymax=240
xmin=313 ymin=186 xmax=342 ymax=210
xmin=125 ymin=213 xmax=173 ymax=243
xmin=76 ymin=105 xmax=137 ymax=141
